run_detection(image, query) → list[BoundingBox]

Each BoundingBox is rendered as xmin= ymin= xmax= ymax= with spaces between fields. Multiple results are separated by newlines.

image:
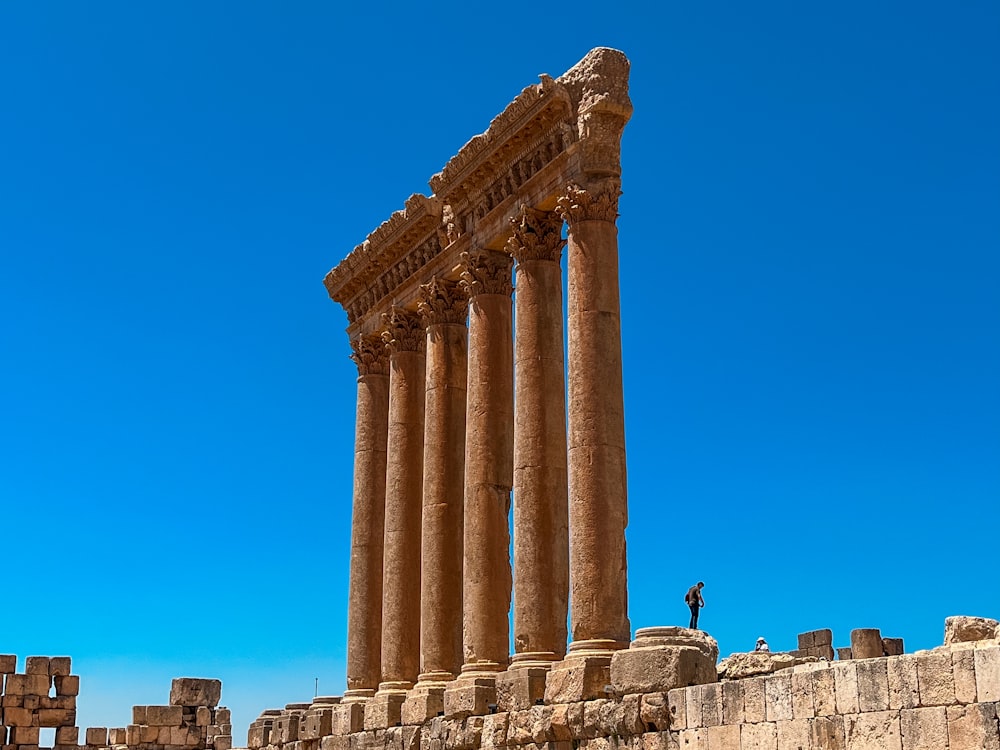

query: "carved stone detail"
xmin=418 ymin=277 xmax=468 ymax=327
xmin=505 ymin=206 xmax=565 ymax=264
xmin=556 ymin=180 xmax=622 ymax=226
xmin=349 ymin=333 xmax=389 ymax=376
xmin=459 ymin=250 xmax=513 ymax=298
xmin=381 ymin=307 xmax=425 ymax=354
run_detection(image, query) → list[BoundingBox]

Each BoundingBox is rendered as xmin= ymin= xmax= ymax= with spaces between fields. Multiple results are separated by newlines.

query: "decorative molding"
xmin=505 ymin=205 xmax=565 ymax=264
xmin=349 ymin=333 xmax=389 ymax=377
xmin=381 ymin=307 xmax=425 ymax=354
xmin=418 ymin=277 xmax=468 ymax=327
xmin=556 ymin=179 xmax=622 ymax=226
xmin=459 ymin=250 xmax=513 ymax=298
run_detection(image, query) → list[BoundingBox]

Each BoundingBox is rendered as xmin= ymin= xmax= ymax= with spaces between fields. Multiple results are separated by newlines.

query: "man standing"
xmin=685 ymin=581 xmax=705 ymax=629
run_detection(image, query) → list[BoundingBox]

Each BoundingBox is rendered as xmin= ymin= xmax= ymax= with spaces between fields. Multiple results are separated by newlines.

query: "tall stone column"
xmin=376 ymin=307 xmax=426 ymax=709
xmin=343 ymin=333 xmax=390 ymax=703
xmin=506 ymin=206 xmax=569 ymax=667
xmin=557 ymin=179 xmax=630 ymax=654
xmin=444 ymin=249 xmax=513 ymax=717
xmin=401 ymin=277 xmax=468 ymax=724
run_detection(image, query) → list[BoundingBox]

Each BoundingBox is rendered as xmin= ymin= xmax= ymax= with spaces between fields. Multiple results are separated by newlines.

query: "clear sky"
xmin=2 ymin=0 xmax=998 ymax=743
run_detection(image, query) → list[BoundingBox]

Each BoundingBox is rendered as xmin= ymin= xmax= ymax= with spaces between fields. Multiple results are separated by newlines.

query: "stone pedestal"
xmin=543 ymin=654 xmax=612 ymax=704
xmin=330 ymin=703 xmax=364 ymax=735
xmin=610 ymin=626 xmax=718 ymax=695
xmin=496 ymin=666 xmax=548 ymax=712
xmin=401 ymin=684 xmax=446 ymax=725
xmin=443 ymin=672 xmax=499 ymax=719
xmin=363 ymin=690 xmax=407 ymax=730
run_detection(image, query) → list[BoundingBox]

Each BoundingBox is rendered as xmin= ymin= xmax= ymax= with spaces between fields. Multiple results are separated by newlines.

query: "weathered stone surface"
xmin=146 ymin=704 xmax=184 ymax=725
xmin=790 ymin=667 xmax=815 ymax=719
xmin=631 ymin=628 xmax=719 ymax=662
xmin=914 ymin=651 xmax=955 ymax=706
xmin=611 ymin=646 xmax=715 ymax=695
xmin=899 ymin=707 xmax=947 ymax=750
xmin=366 ymin=692 xmax=407 ymax=729
xmin=0 ymin=654 xmax=16 ymax=673
xmin=677 ymin=727 xmax=707 ymax=749
xmin=170 ymin=678 xmax=222 ymax=707
xmin=832 ymin=662 xmax=859 ymax=715
xmin=704 ymin=723 xmax=738 ymax=750
xmin=402 ymin=688 xmax=446 ymax=726
xmin=721 ymin=680 xmax=744 ymax=725
xmin=545 ymin=655 xmax=611 ymax=703
xmin=811 ymin=715 xmax=846 ymax=750
xmin=55 ymin=726 xmax=78 ymax=744
xmin=844 ymin=710 xmax=901 ymax=750
xmin=332 ymin=703 xmax=365 ymax=735
xmin=947 ymin=703 xmax=1000 ymax=749
xmin=775 ymin=718 xmax=810 ymax=750
xmin=86 ymin=727 xmax=109 ymax=745
xmin=740 ymin=721 xmax=776 ymax=749
xmin=764 ymin=673 xmax=792 ymax=722
xmin=662 ymin=690 xmax=684 ymax=731
xmin=944 ymin=616 xmax=1000 ymax=644
xmin=975 ymin=646 xmax=1000 ymax=702
xmin=716 ymin=651 xmax=813 ymax=680
xmin=952 ymin=648 xmax=978 ymax=704
xmin=851 ymin=630 xmax=884 ymax=660
xmin=496 ymin=668 xmax=547 ymax=712
xmin=53 ymin=674 xmax=79 ymax=697
xmin=887 ymin=655 xmax=920 ymax=710
xmin=443 ymin=679 xmax=494 ymax=719
xmin=855 ymin=659 xmax=889 ymax=713
xmin=742 ymin=678 xmax=765 ymax=724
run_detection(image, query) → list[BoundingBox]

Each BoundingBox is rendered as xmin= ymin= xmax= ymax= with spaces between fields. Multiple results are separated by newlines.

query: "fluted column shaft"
xmin=507 ymin=207 xmax=569 ymax=664
xmin=460 ymin=249 xmax=514 ymax=672
xmin=379 ymin=308 xmax=426 ymax=690
xmin=558 ymin=181 xmax=631 ymax=651
xmin=344 ymin=334 xmax=390 ymax=700
xmin=417 ymin=278 xmax=469 ymax=682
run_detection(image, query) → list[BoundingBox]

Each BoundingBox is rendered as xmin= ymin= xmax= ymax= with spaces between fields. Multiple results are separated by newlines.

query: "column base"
xmin=340 ymin=689 xmax=374 ymax=705
xmin=567 ymin=638 xmax=629 ymax=657
xmin=496 ymin=664 xmax=550 ymax=711
xmin=509 ymin=651 xmax=560 ymax=669
xmin=331 ymin=703 xmax=364 ymax=735
xmin=544 ymin=652 xmax=615 ymax=704
xmin=363 ymin=685 xmax=410 ymax=730
xmin=401 ymin=675 xmax=452 ymax=725
xmin=442 ymin=663 xmax=503 ymax=718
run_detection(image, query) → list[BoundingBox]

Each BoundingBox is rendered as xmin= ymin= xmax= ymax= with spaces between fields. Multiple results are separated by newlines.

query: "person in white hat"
xmin=755 ymin=637 xmax=770 ymax=652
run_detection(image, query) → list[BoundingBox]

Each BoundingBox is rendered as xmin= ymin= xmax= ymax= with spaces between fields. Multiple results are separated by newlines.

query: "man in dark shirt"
xmin=685 ymin=581 xmax=705 ymax=629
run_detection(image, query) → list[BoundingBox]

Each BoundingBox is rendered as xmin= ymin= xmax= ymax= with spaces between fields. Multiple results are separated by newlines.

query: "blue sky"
xmin=2 ymin=0 xmax=997 ymax=741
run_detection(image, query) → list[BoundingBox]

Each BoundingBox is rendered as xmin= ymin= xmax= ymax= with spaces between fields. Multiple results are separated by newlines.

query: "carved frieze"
xmin=459 ymin=250 xmax=513 ymax=298
xmin=556 ymin=179 xmax=622 ymax=226
xmin=505 ymin=205 xmax=565 ymax=264
xmin=418 ymin=277 xmax=468 ymax=327
xmin=349 ymin=332 xmax=389 ymax=377
xmin=381 ymin=307 xmax=426 ymax=354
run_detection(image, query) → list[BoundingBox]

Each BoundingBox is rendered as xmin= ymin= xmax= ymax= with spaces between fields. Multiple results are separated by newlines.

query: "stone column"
xmin=557 ymin=179 xmax=630 ymax=654
xmin=444 ymin=249 xmax=513 ymax=717
xmin=372 ymin=307 xmax=425 ymax=725
xmin=402 ymin=278 xmax=468 ymax=725
xmin=506 ymin=206 xmax=569 ymax=667
xmin=343 ymin=333 xmax=390 ymax=703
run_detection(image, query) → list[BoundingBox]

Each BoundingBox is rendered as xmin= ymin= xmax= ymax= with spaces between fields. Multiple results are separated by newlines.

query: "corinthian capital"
xmin=505 ymin=205 xmax=565 ymax=264
xmin=459 ymin=249 xmax=513 ymax=298
xmin=349 ymin=333 xmax=389 ymax=376
xmin=418 ymin=276 xmax=468 ymax=326
xmin=556 ymin=179 xmax=622 ymax=226
xmin=380 ymin=307 xmax=425 ymax=354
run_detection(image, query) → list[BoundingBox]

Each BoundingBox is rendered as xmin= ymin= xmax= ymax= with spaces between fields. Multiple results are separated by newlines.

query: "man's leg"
xmin=689 ymin=605 xmax=699 ymax=629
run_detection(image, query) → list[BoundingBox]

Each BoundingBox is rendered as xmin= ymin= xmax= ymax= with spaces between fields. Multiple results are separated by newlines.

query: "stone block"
xmin=764 ymin=673 xmax=792 ymax=722
xmin=544 ymin=656 xmax=611 ymax=703
xmin=54 ymin=727 xmax=78 ymax=744
xmin=676 ymin=727 xmax=707 ymax=749
xmin=914 ymin=651 xmax=955 ymax=706
xmin=332 ymin=703 xmax=364 ymax=735
xmin=132 ymin=706 xmax=148 ymax=725
xmin=321 ymin=735 xmax=351 ymax=750
xmin=12 ymin=727 xmax=40 ymax=744
xmin=684 ymin=685 xmax=702 ymax=729
xmin=899 ymin=707 xmax=947 ymax=750
xmin=739 ymin=721 xmax=776 ymax=749
xmin=301 ymin=706 xmax=335 ymax=738
xmin=125 ymin=724 xmax=141 ymax=745
xmin=944 ymin=615 xmax=1000 ymax=644
xmin=974 ymin=646 xmax=1000 ymax=701
xmin=947 ymin=703 xmax=1000 ymax=750
xmin=401 ymin=688 xmax=445 ymax=726
xmin=846 ymin=710 xmax=902 ymax=750
xmin=25 ymin=657 xmax=50 ymax=676
xmin=704 ymin=724 xmax=738 ymax=750
xmin=952 ymin=648 xmax=978 ymax=704
xmin=832 ymin=662 xmax=859 ymax=714
xmin=108 ymin=727 xmax=128 ymax=744
xmin=37 ymin=708 xmax=75 ymax=727
xmin=195 ymin=707 xmax=212 ymax=726
xmin=856 ymin=659 xmax=889 ymax=713
xmin=48 ymin=658 xmax=71 ymax=677
xmin=146 ymin=705 xmax=184 ymax=726
xmin=496 ymin=668 xmax=547 ymax=712
xmin=797 ymin=631 xmax=815 ymax=649
xmin=851 ymin=630 xmax=884 ymax=660
xmin=887 ymin=655 xmax=920 ymax=710
xmin=882 ymin=638 xmax=904 ymax=656
xmin=790 ymin=669 xmax=815 ymax=719
xmin=721 ymin=680 xmax=743 ymax=725
xmin=5 ymin=673 xmax=51 ymax=696
xmin=775 ymin=718 xmax=810 ymax=749
xmin=3 ymin=707 xmax=33 ymax=726
xmin=700 ymin=683 xmax=722 ymax=727
xmin=2 ymin=694 xmax=23 ymax=708
xmin=365 ymin=692 xmax=406 ymax=730
xmin=274 ymin=713 xmax=301 ymax=743
xmin=811 ymin=715 xmax=846 ymax=750
xmin=86 ymin=728 xmax=109 ymax=746
xmin=246 ymin=722 xmax=270 ymax=749
xmin=837 ymin=647 xmax=854 ymax=661
xmin=742 ymin=678 xmax=765 ymax=724
xmin=216 ymin=707 xmax=231 ymax=724
xmin=24 ymin=694 xmax=40 ymax=710
xmin=0 ymin=655 xmax=16 ymax=673
xmin=215 ymin=735 xmax=233 ymax=750
xmin=639 ymin=692 xmax=671 ymax=732
xmin=170 ymin=678 xmax=222 ymax=707
xmin=141 ymin=724 xmax=159 ymax=743
xmin=612 ymin=641 xmax=716 ymax=695
xmin=52 ymin=675 xmax=79 ymax=698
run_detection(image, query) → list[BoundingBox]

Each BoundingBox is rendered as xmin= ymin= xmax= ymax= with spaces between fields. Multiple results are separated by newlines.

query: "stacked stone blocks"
xmin=120 ymin=679 xmax=231 ymax=750
xmin=1 ymin=655 xmax=79 ymax=750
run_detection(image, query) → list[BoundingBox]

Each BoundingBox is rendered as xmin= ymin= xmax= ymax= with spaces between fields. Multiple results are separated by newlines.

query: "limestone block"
xmin=216 ymin=708 xmax=232 ymax=724
xmin=899 ymin=707 xmax=947 ymax=750
xmin=275 ymin=713 xmax=301 ymax=742
xmin=851 ymin=630 xmax=883 ymax=660
xmin=582 ymin=701 xmax=608 ymax=740
xmin=496 ymin=668 xmax=547 ymax=712
xmin=86 ymin=728 xmax=109 ymax=746
xmin=322 ymin=735 xmax=351 ymax=750
xmin=25 ymin=657 xmax=50 ymax=676
xmin=332 ymin=703 xmax=364 ymax=735
xmin=882 ymin=638 xmax=904 ymax=657
xmin=811 ymin=715 xmax=846 ymax=750
xmin=442 ymin=680 xmax=493 ymax=720
xmin=704 ymin=724 xmax=738 ymax=750
xmin=55 ymin=726 xmax=78 ymax=744
xmin=246 ymin=722 xmax=270 ymax=749
xmin=837 ymin=648 xmax=853 ymax=661
xmin=798 ymin=632 xmax=815 ymax=649
xmin=479 ymin=713 xmax=507 ymax=750
xmin=302 ymin=707 xmax=335 ymax=738
xmin=215 ymin=735 xmax=233 ymax=750
xmin=141 ymin=724 xmax=159 ymax=742
xmin=845 ymin=710 xmax=902 ymax=750
xmin=53 ymin=674 xmax=79 ymax=698
xmin=631 ymin=628 xmax=719 ymax=662
xmin=11 ymin=726 xmax=40 ymax=744
xmin=0 ymin=654 xmax=16 ymax=673
xmin=974 ymin=646 xmax=1000 ymax=701
xmin=684 ymin=686 xmax=702 ymax=729
xmin=764 ymin=673 xmax=792 ymax=722
xmin=3 ymin=706 xmax=33 ymax=726
xmin=548 ymin=703 xmax=573 ymax=740
xmin=914 ymin=651 xmax=955 ymax=706
xmin=37 ymin=708 xmax=75 ymax=727
xmin=790 ymin=670 xmax=815 ymax=720
xmin=25 ymin=693 xmax=41 ymax=710
xmin=814 ymin=630 xmax=834 ymax=647
xmin=721 ymin=680 xmax=743 ymax=725
xmin=855 ymin=659 xmax=889 ymax=713
xmin=2 ymin=694 xmax=23 ymax=708
xmin=641 ymin=731 xmax=679 ymax=750
xmin=132 ymin=706 xmax=148 ymax=725
xmin=170 ymin=678 xmax=222 ymax=708
xmin=48 ymin=658 xmax=71 ymax=677
xmin=614 ymin=645 xmax=717 ymax=697
xmin=716 ymin=652 xmax=809 ymax=681
xmin=952 ymin=648 xmax=978 ymax=704
xmin=832 ymin=663 xmax=859 ymax=715
xmin=742 ymin=678 xmax=766 ymax=724
xmin=775 ymin=718 xmax=810 ymax=749
xmin=887 ymin=656 xmax=920 ymax=710
xmin=125 ymin=724 xmax=141 ymax=745
xmin=147 ymin=705 xmax=184 ymax=726
xmin=944 ymin=616 xmax=1000 ymax=644
xmin=677 ymin=727 xmax=707 ymax=749
xmin=700 ymin=683 xmax=722 ymax=727
xmin=5 ymin=673 xmax=51 ymax=696
xmin=366 ymin=693 xmax=406 ymax=730
xmin=195 ymin=707 xmax=212 ymax=726
xmin=157 ymin=724 xmax=173 ymax=744
xmin=947 ymin=703 xmax=1000 ymax=750
xmin=544 ymin=656 xmax=611 ymax=704
xmin=664 ymin=690 xmax=684 ymax=731
xmin=109 ymin=727 xmax=128 ymax=744
xmin=401 ymin=688 xmax=445 ymax=726
xmin=739 ymin=721 xmax=776 ymax=749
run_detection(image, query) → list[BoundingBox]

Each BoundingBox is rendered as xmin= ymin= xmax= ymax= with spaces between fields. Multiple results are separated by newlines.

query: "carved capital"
xmin=459 ymin=249 xmax=513 ymax=298
xmin=380 ymin=307 xmax=425 ymax=354
xmin=418 ymin=276 xmax=468 ymax=327
xmin=349 ymin=332 xmax=389 ymax=376
xmin=556 ymin=179 xmax=622 ymax=226
xmin=505 ymin=205 xmax=565 ymax=264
